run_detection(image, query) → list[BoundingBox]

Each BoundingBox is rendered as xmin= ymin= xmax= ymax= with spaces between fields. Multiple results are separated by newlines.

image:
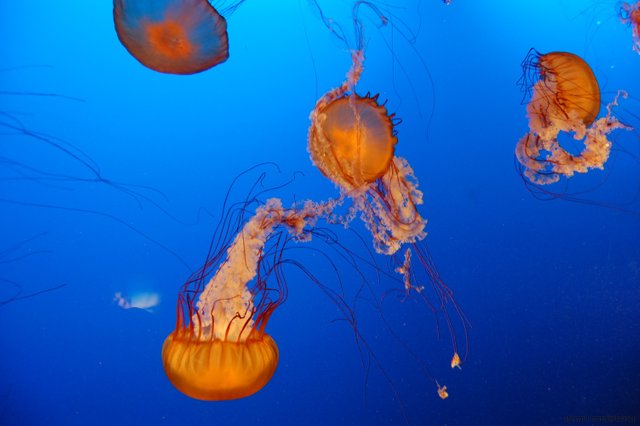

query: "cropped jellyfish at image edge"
xmin=515 ymin=49 xmax=631 ymax=185
xmin=113 ymin=0 xmax=245 ymax=74
xmin=620 ymin=1 xmax=640 ymax=54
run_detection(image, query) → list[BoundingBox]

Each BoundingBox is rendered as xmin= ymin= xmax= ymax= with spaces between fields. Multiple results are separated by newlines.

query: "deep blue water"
xmin=1 ymin=1 xmax=639 ymax=425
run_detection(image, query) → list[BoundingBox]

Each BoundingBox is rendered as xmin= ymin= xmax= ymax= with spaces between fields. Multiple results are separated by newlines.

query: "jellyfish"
xmin=162 ymin=195 xmax=337 ymax=400
xmin=620 ymin=2 xmax=640 ymax=54
xmin=308 ymin=50 xmax=425 ymax=256
xmin=437 ymin=383 xmax=448 ymax=400
xmin=307 ymin=1 xmax=469 ymax=398
xmin=114 ymin=291 xmax=160 ymax=312
xmin=451 ymin=352 xmax=461 ymax=370
xmin=515 ymin=50 xmax=631 ymax=185
xmin=113 ymin=0 xmax=244 ymax=74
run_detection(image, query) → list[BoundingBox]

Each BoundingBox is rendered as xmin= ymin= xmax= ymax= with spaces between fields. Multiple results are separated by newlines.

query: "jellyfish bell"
xmin=521 ymin=50 xmax=601 ymax=136
xmin=162 ymin=325 xmax=279 ymax=400
xmin=309 ymin=89 xmax=398 ymax=190
xmin=535 ymin=51 xmax=600 ymax=126
xmin=113 ymin=0 xmax=231 ymax=74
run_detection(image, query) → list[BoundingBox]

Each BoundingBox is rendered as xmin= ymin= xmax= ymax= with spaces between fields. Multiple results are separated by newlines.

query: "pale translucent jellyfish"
xmin=114 ymin=291 xmax=160 ymax=311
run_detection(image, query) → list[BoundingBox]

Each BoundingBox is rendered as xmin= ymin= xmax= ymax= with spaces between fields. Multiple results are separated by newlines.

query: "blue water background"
xmin=1 ymin=1 xmax=639 ymax=425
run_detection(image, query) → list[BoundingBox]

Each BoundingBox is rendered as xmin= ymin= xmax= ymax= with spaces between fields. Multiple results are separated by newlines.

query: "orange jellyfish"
xmin=307 ymin=1 xmax=469 ymax=398
xmin=162 ymin=197 xmax=335 ymax=400
xmin=308 ymin=48 xmax=425 ymax=256
xmin=515 ymin=49 xmax=631 ymax=185
xmin=113 ymin=0 xmax=240 ymax=74
xmin=620 ymin=2 xmax=640 ymax=54
xmin=437 ymin=383 xmax=448 ymax=400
